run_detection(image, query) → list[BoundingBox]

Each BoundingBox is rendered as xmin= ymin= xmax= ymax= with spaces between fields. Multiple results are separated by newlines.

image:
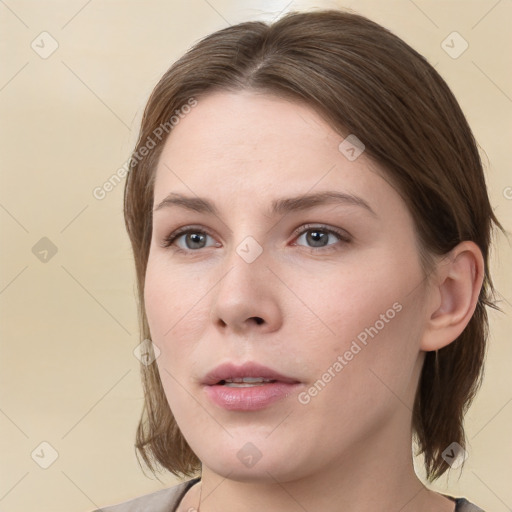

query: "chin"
xmin=195 ymin=440 xmax=311 ymax=483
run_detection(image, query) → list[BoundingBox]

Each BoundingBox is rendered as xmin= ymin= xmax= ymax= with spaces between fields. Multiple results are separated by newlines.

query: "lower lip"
xmin=204 ymin=382 xmax=300 ymax=411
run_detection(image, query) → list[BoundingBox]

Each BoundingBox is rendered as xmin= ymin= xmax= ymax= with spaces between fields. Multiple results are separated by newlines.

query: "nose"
xmin=210 ymin=242 xmax=283 ymax=336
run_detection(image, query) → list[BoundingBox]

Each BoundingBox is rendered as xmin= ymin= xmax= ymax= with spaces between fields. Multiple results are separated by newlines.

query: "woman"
xmin=93 ymin=8 xmax=502 ymax=512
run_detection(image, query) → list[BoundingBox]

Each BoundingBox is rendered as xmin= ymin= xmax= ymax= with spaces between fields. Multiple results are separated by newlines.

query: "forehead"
xmin=153 ymin=90 xmax=394 ymax=214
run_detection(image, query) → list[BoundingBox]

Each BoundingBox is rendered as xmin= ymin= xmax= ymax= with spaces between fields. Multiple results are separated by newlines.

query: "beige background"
xmin=0 ymin=0 xmax=511 ymax=511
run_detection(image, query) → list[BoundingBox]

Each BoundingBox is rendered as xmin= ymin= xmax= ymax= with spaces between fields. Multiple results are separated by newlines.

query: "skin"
xmin=144 ymin=90 xmax=484 ymax=512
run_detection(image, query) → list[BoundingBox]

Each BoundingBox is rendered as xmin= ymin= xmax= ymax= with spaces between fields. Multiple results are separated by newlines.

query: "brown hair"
xmin=123 ymin=9 xmax=503 ymax=481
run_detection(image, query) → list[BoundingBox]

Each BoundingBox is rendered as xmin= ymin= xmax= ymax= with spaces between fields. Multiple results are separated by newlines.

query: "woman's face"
xmin=144 ymin=90 xmax=432 ymax=482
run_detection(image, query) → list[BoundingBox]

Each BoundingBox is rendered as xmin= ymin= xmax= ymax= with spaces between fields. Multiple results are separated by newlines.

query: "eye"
xmin=160 ymin=226 xmax=218 ymax=252
xmin=292 ymin=224 xmax=351 ymax=252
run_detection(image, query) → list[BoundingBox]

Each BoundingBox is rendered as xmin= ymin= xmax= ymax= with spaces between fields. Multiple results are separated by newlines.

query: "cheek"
xmin=288 ymin=260 xmax=425 ymax=410
xmin=144 ymin=257 xmax=200 ymax=361
xmin=292 ymin=261 xmax=418 ymax=350
xmin=144 ymin=262 xmax=206 ymax=423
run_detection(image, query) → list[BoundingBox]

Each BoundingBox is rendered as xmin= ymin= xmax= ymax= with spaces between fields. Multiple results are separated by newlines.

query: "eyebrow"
xmin=153 ymin=190 xmax=377 ymax=217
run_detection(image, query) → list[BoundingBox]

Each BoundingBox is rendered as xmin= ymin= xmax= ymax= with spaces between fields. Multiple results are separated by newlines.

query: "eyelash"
xmin=160 ymin=224 xmax=351 ymax=255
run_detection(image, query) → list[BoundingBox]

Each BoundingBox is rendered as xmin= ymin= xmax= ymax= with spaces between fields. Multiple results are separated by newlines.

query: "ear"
xmin=420 ymin=241 xmax=485 ymax=351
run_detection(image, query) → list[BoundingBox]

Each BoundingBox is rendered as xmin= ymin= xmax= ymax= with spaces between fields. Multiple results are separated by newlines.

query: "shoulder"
xmin=89 ymin=477 xmax=201 ymax=512
xmin=453 ymin=496 xmax=486 ymax=511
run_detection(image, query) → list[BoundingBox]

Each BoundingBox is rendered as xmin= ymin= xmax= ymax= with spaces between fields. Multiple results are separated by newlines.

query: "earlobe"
xmin=420 ymin=241 xmax=484 ymax=352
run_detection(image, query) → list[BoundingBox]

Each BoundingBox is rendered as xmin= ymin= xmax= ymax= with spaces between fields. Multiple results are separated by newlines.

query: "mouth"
xmin=202 ymin=361 xmax=300 ymax=386
xmin=202 ymin=362 xmax=302 ymax=411
xmin=217 ymin=377 xmax=278 ymax=387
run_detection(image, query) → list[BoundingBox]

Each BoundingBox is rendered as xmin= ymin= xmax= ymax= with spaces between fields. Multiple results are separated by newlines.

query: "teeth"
xmin=228 ymin=377 xmax=273 ymax=383
xmin=223 ymin=382 xmax=273 ymax=387
xmin=221 ymin=377 xmax=276 ymax=387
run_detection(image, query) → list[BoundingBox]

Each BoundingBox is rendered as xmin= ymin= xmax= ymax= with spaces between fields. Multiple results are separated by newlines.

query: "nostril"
xmin=253 ymin=317 xmax=264 ymax=325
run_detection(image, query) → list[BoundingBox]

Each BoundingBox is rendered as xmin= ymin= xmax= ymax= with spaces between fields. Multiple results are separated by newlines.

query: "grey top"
xmin=91 ymin=477 xmax=486 ymax=511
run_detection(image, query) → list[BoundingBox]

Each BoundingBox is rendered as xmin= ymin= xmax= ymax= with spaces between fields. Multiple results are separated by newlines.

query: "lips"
xmin=201 ymin=361 xmax=300 ymax=386
xmin=202 ymin=362 xmax=302 ymax=411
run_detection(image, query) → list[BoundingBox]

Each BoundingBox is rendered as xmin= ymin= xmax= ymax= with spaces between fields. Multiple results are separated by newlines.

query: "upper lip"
xmin=202 ymin=362 xmax=300 ymax=386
